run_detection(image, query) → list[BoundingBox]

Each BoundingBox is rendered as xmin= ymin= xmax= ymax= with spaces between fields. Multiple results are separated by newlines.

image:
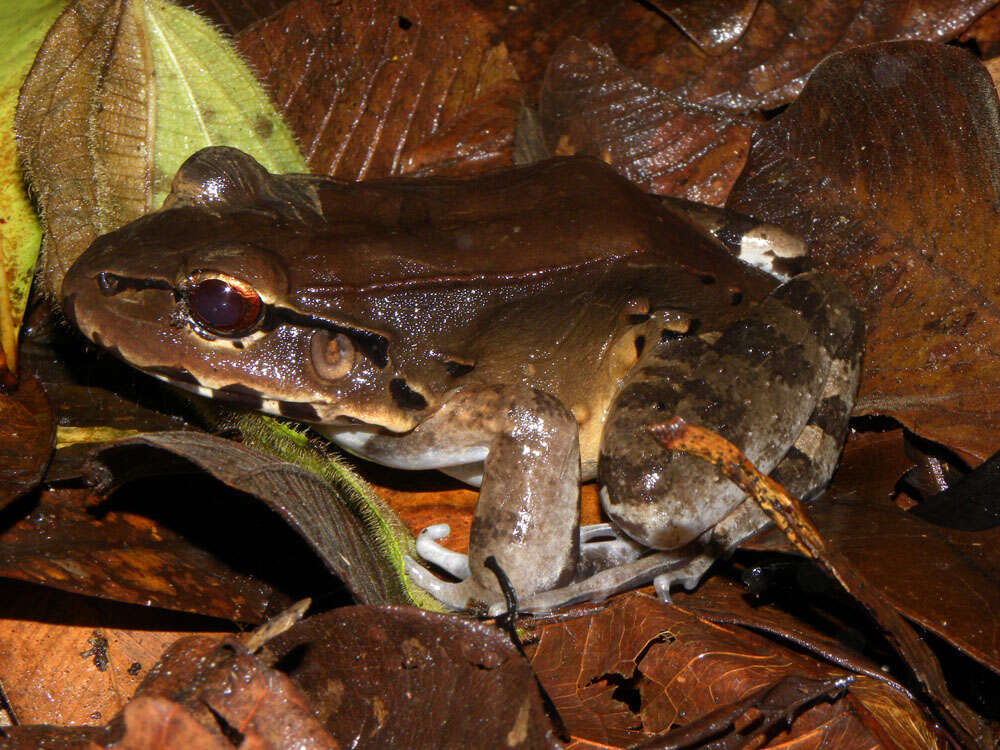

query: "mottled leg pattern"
xmin=596 ymin=272 xmax=864 ymax=602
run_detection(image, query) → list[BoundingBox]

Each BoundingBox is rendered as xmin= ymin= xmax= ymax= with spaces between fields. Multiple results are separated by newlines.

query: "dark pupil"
xmin=189 ymin=278 xmax=261 ymax=334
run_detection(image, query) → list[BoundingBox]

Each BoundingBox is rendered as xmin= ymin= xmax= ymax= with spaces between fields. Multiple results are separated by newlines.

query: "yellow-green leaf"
xmin=0 ymin=0 xmax=65 ymax=376
xmin=143 ymin=0 xmax=306 ymax=207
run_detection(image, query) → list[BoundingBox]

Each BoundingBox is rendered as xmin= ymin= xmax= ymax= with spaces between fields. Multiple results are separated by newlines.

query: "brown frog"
xmin=60 ymin=147 xmax=863 ymax=613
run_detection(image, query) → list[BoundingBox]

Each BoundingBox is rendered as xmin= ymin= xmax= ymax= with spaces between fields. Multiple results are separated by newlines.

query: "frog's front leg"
xmin=335 ymin=384 xmax=581 ymax=611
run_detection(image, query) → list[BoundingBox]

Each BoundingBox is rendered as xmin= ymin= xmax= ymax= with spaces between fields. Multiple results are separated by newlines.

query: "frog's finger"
xmin=415 ymin=524 xmax=471 ymax=579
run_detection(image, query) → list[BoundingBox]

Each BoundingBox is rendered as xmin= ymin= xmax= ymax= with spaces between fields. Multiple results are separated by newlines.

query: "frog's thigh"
xmin=367 ymin=385 xmax=581 ymax=608
xmin=599 ymin=271 xmax=863 ymax=551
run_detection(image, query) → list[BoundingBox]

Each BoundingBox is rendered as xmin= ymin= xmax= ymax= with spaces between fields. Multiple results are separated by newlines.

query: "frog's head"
xmin=61 ymin=147 xmax=434 ymax=432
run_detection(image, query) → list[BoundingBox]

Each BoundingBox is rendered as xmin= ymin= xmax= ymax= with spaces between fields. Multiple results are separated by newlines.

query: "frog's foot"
xmin=578 ymin=523 xmax=648 ymax=574
xmin=510 ymin=549 xmax=703 ymax=616
xmin=404 ymin=555 xmax=499 ymax=611
xmin=414 ymin=523 xmax=470 ymax=579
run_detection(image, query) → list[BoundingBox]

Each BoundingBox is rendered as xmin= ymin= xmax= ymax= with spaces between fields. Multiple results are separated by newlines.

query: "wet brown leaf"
xmin=525 ymin=594 xmax=939 ymax=748
xmin=236 ymin=0 xmax=523 ymax=180
xmin=541 ymin=38 xmax=756 ymax=204
xmin=654 ymin=418 xmax=991 ymax=746
xmin=728 ymin=41 xmax=1000 ymax=461
xmin=646 ymin=0 xmax=760 ymax=55
xmin=752 ymin=430 xmax=1000 ymax=680
xmin=267 ymin=605 xmax=558 ymax=748
xmin=0 ymin=580 xmax=228 ymax=726
xmin=468 ymin=0 xmax=679 ymax=91
xmin=184 ymin=0 xmax=289 ymax=36
xmin=0 ymin=487 xmax=293 ymax=621
xmin=642 ymin=0 xmax=997 ymax=111
xmin=0 ymin=375 xmax=54 ymax=509
xmin=2 ymin=635 xmax=338 ymax=748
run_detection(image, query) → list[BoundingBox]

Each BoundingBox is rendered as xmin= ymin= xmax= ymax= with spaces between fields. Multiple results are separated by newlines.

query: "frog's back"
xmin=297 ymin=157 xmax=772 ymax=296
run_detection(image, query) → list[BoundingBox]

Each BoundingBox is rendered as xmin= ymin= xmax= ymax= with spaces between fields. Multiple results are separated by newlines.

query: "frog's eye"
xmin=187 ymin=275 xmax=263 ymax=337
xmin=312 ymin=330 xmax=355 ymax=380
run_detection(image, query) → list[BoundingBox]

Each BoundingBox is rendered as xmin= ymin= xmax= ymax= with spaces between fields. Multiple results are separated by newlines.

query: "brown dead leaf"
xmin=2 ymin=635 xmax=338 ymax=748
xmin=641 ymin=0 xmax=997 ymax=111
xmin=90 ymin=433 xmax=410 ymax=607
xmin=184 ymin=0 xmax=289 ymax=36
xmin=654 ymin=419 xmax=992 ymax=746
xmin=728 ymin=41 xmax=1000 ymax=461
xmin=267 ymin=606 xmax=558 ymax=748
xmin=525 ymin=594 xmax=939 ymax=748
xmin=0 ymin=374 xmax=54 ymax=509
xmin=236 ymin=0 xmax=523 ymax=180
xmin=0 ymin=580 xmax=228 ymax=726
xmin=651 ymin=1 xmax=760 ymax=55
xmin=751 ymin=430 xmax=1000 ymax=680
xmin=14 ymin=0 xmax=153 ymax=297
xmin=540 ymin=38 xmax=756 ymax=204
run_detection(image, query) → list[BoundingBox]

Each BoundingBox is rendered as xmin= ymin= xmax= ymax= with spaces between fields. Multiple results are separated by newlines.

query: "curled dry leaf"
xmin=525 ymin=594 xmax=944 ymax=748
xmin=236 ymin=0 xmax=523 ymax=180
xmin=728 ymin=41 xmax=1000 ymax=461
xmin=267 ymin=606 xmax=558 ymax=749
xmin=90 ymin=432 xmax=417 ymax=608
xmin=14 ymin=0 xmax=304 ymax=299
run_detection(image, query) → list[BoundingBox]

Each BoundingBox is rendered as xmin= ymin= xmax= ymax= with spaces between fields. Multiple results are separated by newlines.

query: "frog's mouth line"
xmin=143 ymin=368 xmax=324 ymax=422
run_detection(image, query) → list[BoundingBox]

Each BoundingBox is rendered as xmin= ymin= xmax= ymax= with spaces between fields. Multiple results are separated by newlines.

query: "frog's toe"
xmin=415 ymin=524 xmax=471 ymax=579
xmin=652 ymin=554 xmax=714 ymax=604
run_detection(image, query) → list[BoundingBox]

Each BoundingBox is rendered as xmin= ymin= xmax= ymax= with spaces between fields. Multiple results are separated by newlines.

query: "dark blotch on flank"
xmin=391 ymin=378 xmax=428 ymax=410
xmin=278 ymin=400 xmax=320 ymax=421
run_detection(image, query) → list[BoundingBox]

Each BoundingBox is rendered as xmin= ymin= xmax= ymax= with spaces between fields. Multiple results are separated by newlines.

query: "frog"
xmin=60 ymin=146 xmax=864 ymax=614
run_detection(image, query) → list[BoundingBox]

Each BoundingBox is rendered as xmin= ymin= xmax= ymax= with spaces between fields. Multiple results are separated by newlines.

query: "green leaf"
xmin=143 ymin=0 xmax=306 ymax=208
xmin=0 ymin=0 xmax=65 ymax=375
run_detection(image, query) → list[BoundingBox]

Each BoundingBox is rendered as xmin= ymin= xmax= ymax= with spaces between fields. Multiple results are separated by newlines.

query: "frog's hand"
xmin=659 ymin=196 xmax=809 ymax=281
xmin=599 ymin=271 xmax=864 ymax=571
xmin=362 ymin=385 xmax=582 ymax=611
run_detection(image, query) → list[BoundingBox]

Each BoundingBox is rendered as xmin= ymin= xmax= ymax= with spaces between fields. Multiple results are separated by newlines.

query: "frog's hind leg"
xmin=599 ymin=271 xmax=864 ymax=601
